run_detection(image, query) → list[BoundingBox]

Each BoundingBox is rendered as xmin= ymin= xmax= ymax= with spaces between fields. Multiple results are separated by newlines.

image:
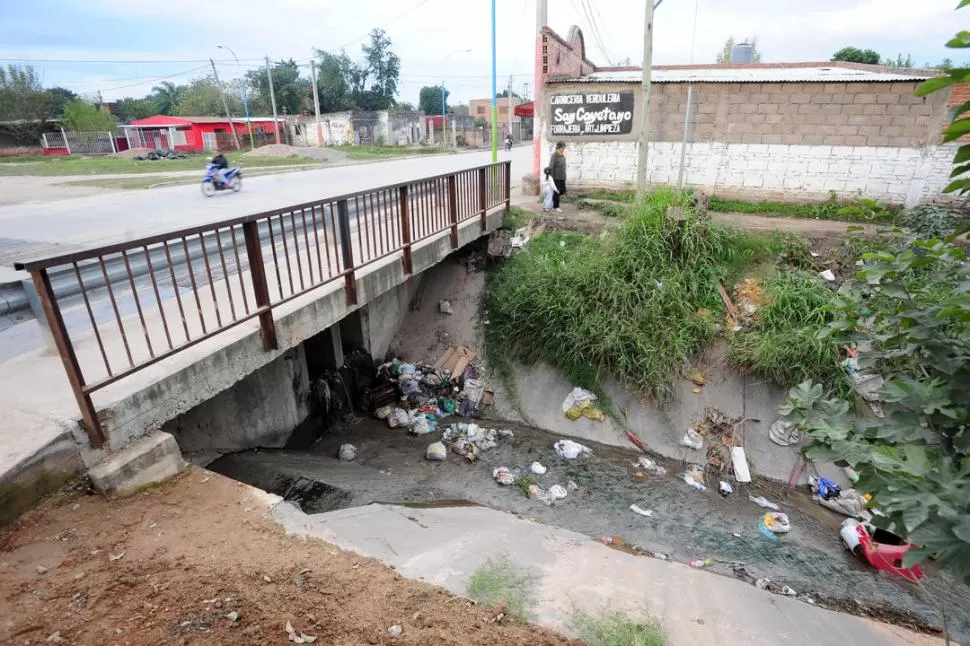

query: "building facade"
xmin=537 ymin=26 xmax=957 ymax=206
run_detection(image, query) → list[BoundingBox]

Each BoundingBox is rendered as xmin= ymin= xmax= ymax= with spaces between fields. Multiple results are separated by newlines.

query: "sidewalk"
xmin=272 ymin=501 xmax=944 ymax=646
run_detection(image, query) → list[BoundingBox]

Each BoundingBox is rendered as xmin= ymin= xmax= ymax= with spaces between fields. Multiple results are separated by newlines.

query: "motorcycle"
xmin=201 ymin=163 xmax=242 ymax=197
xmin=504 ymin=137 xmax=513 ymax=151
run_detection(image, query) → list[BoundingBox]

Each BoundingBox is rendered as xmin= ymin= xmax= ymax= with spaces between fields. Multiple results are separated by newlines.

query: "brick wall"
xmin=543 ymin=27 xmax=595 ymax=80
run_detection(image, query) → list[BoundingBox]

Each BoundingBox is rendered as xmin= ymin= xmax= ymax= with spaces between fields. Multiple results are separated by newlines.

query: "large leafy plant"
xmin=915 ymin=0 xmax=970 ymax=194
xmin=778 ymin=236 xmax=970 ymax=583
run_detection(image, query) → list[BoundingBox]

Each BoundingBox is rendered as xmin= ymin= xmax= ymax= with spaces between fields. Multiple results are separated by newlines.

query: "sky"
xmin=0 ymin=0 xmax=965 ymax=110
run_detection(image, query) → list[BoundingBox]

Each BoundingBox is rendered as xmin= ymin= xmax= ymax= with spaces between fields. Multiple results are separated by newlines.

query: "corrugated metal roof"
xmin=562 ymin=67 xmax=935 ymax=84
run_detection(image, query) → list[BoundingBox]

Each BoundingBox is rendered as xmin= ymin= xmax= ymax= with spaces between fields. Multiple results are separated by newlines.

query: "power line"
xmin=0 ymin=57 xmax=261 ymax=65
xmin=319 ymin=0 xmax=432 ymax=54
xmin=96 ymin=65 xmax=211 ymax=93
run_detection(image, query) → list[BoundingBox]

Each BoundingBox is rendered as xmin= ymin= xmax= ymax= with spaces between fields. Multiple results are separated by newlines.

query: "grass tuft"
xmin=708 ymin=195 xmax=900 ymax=224
xmin=571 ymin=610 xmax=666 ymax=646
xmin=466 ymin=556 xmax=537 ymax=620
xmin=484 ymin=188 xmax=783 ymax=401
xmin=726 ymin=271 xmax=850 ymax=396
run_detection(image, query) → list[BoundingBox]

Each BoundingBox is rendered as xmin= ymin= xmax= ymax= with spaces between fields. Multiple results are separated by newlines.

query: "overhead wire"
xmin=584 ymin=0 xmax=616 ymax=65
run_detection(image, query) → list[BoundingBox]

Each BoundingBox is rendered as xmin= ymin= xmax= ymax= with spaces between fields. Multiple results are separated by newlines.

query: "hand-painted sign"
xmin=550 ymin=91 xmax=635 ymax=137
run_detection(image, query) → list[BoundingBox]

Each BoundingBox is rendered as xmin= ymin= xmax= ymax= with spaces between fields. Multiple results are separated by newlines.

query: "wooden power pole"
xmin=210 ymin=58 xmax=241 ymax=150
xmin=636 ymin=0 xmax=656 ymax=197
xmin=266 ymin=56 xmax=281 ymax=144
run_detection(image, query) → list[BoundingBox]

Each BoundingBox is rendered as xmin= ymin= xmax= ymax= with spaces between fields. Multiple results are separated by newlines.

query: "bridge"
xmin=1 ymin=160 xmax=512 ymax=508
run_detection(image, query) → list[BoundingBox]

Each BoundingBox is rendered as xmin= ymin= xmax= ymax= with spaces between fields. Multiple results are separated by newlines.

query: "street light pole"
xmin=209 ymin=58 xmax=241 ymax=151
xmin=266 ymin=56 xmax=281 ymax=144
xmin=218 ymin=44 xmax=255 ymax=150
xmin=439 ymin=49 xmax=471 ymax=148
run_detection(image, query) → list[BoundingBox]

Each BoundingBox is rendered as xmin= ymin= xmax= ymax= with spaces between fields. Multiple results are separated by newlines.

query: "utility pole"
xmin=507 ymin=75 xmax=514 ymax=141
xmin=636 ymin=0 xmax=656 ymax=197
xmin=490 ymin=0 xmax=498 ymax=162
xmin=532 ymin=0 xmax=548 ymax=179
xmin=309 ymin=59 xmax=323 ymax=146
xmin=210 ymin=58 xmax=241 ymax=151
xmin=266 ymin=56 xmax=281 ymax=144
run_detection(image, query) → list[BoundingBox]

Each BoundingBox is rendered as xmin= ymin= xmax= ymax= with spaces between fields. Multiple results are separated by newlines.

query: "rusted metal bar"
xmin=198 ymin=232 xmax=223 ymax=328
xmin=72 ymin=262 xmax=112 ymax=376
xmin=276 ymin=214 xmax=296 ymax=297
xmin=229 ymin=227 xmax=251 ymax=315
xmin=213 ymin=229 xmax=237 ymax=322
xmin=309 ymin=206 xmax=325 ymax=280
xmin=288 ymin=212 xmax=306 ymax=292
xmin=242 ymin=220 xmax=278 ymax=351
xmin=29 ymin=268 xmax=106 ymax=447
xmin=142 ymin=246 xmax=174 ymax=351
xmin=328 ymin=202 xmax=341 ymax=272
xmin=98 ymin=255 xmax=134 ymax=367
xmin=299 ymin=209 xmax=315 ymax=285
xmin=336 ymin=199 xmax=357 ymax=305
xmin=265 ymin=215 xmax=286 ymax=299
xmin=180 ymin=237 xmax=207 ymax=335
xmin=503 ymin=160 xmax=511 ymax=211
xmin=399 ymin=185 xmax=412 ymax=275
xmin=448 ymin=173 xmax=459 ymax=248
xmin=162 ymin=241 xmax=191 ymax=342
xmin=121 ymin=250 xmax=154 ymax=359
xmin=478 ymin=167 xmax=488 ymax=232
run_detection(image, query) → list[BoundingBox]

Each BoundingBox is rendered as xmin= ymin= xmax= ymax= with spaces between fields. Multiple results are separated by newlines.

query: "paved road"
xmin=0 ymin=147 xmax=532 ymax=261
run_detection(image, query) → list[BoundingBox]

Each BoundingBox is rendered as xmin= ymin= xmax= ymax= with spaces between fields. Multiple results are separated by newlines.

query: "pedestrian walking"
xmin=547 ymin=141 xmax=567 ymax=212
xmin=542 ymin=166 xmax=558 ymax=212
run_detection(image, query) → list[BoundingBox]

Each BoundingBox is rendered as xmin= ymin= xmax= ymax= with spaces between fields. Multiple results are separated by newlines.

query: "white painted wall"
xmin=553 ymin=140 xmax=957 ymax=206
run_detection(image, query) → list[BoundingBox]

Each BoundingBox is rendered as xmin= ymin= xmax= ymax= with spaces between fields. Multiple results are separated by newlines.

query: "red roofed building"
xmin=123 ymin=115 xmax=287 ymax=152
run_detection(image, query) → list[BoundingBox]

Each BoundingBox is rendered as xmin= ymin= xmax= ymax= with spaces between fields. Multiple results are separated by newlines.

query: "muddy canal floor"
xmin=210 ymin=419 xmax=970 ymax=642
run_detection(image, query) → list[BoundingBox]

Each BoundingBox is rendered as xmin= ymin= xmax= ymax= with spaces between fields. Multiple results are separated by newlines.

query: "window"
xmin=170 ymin=129 xmax=188 ymax=146
xmin=477 ymin=106 xmax=486 ymax=115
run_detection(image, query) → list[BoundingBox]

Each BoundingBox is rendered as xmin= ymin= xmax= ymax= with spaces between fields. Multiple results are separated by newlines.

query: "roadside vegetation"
xmin=466 ymin=556 xmax=538 ymax=621
xmin=570 ymin=610 xmax=666 ymax=646
xmin=0 ymin=151 xmax=321 ymax=176
xmin=485 ymin=189 xmax=790 ymax=402
xmin=334 ymin=144 xmax=450 ymax=161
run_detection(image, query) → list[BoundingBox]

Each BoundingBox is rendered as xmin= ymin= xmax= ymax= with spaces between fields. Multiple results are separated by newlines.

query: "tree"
xmin=0 ymin=64 xmax=50 ymax=122
xmin=315 ymin=51 xmax=352 ymax=113
xmin=777 ymin=2 xmax=970 ymax=587
xmin=715 ymin=37 xmax=762 ymax=63
xmin=46 ymin=87 xmax=78 ymax=119
xmin=246 ymin=59 xmax=310 ymax=116
xmin=831 ymin=46 xmax=882 ymax=64
xmin=116 ymin=97 xmax=159 ymax=122
xmin=173 ymin=77 xmax=241 ymax=117
xmin=418 ymin=86 xmax=448 ymax=115
xmin=452 ymin=104 xmax=470 ymax=117
xmin=150 ymin=81 xmax=184 ymax=115
xmin=882 ymin=53 xmax=914 ymax=68
xmin=61 ymin=99 xmax=117 ymax=131
xmin=393 ymin=101 xmax=416 ymax=112
xmin=359 ymin=28 xmax=400 ymax=109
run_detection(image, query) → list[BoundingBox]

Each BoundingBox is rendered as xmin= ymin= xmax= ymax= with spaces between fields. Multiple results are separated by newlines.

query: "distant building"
xmin=123 ymin=115 xmax=287 ymax=152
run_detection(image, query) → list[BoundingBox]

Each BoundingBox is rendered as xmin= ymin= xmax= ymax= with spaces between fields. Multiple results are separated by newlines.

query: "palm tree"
xmin=150 ymin=81 xmax=182 ymax=115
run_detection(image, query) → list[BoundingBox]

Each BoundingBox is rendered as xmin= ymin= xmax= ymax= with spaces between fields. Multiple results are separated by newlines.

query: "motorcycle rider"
xmin=504 ymin=133 xmax=513 ymax=151
xmin=211 ymin=152 xmax=230 ymax=186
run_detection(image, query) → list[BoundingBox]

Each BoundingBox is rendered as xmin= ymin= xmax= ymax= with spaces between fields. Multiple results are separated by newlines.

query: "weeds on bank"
xmin=502 ymin=206 xmax=533 ymax=232
xmin=466 ymin=556 xmax=538 ymax=621
xmin=708 ymin=194 xmax=900 ymax=224
xmin=570 ymin=611 xmax=666 ymax=646
xmin=484 ymin=189 xmax=783 ymax=401
xmin=726 ymin=271 xmax=851 ymax=397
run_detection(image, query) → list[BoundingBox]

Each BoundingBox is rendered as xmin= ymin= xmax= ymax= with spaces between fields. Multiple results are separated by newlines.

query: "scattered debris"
xmin=567 ymin=481 xmax=579 ymax=492
xmin=263 ymin=574 xmax=273 ymax=583
xmin=36 ymin=565 xmax=48 ymax=574
xmin=389 ymin=624 xmax=403 ymax=637
xmin=748 ymin=495 xmax=780 ymax=511
xmin=629 ymin=504 xmax=653 ymax=517
xmin=536 ymin=484 xmax=568 ymax=505
xmin=731 ymin=447 xmax=752 ymax=483
xmin=108 ymin=552 xmax=124 ymax=562
xmin=680 ymin=428 xmax=704 ymax=450
xmin=819 ymin=269 xmax=836 ymax=282
xmin=561 ymin=386 xmax=606 ymax=421
xmin=226 ymin=611 xmax=240 ymax=622
xmin=338 ymin=444 xmax=358 ymax=462
xmin=718 ymin=481 xmax=733 ymax=497
xmin=689 ymin=558 xmax=713 ymax=568
xmin=839 ymin=518 xmax=924 ymax=581
xmin=554 ymin=439 xmax=591 ymax=459
xmin=683 ymin=467 xmax=706 ymax=491
xmin=46 ymin=632 xmax=64 ymax=643
xmin=760 ymin=512 xmax=791 ymax=536
xmin=425 ymin=442 xmax=447 ymax=461
xmin=768 ymin=420 xmax=799 ymax=446
xmin=634 ymin=456 xmax=667 ymax=475
xmin=530 ymin=461 xmax=547 ymax=475
xmin=716 ymin=282 xmax=740 ymax=321
xmin=492 ymin=467 xmax=515 ymax=486
xmin=285 ymin=621 xmax=317 ymax=643
xmin=487 ymin=228 xmax=513 ymax=258
xmin=686 ymin=368 xmax=706 ymax=386
xmin=438 ymin=300 xmax=454 ymax=315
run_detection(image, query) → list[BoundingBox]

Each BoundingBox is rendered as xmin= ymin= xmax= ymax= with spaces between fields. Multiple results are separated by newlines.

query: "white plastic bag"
xmin=561 ymin=387 xmax=596 ymax=413
xmin=554 ymin=439 xmax=591 ymax=459
xmin=680 ymin=428 xmax=703 ymax=450
xmin=683 ymin=470 xmax=707 ymax=491
xmin=425 ymin=442 xmax=447 ymax=461
xmin=530 ymin=461 xmax=547 ymax=475
xmin=749 ymin=495 xmax=780 ymax=511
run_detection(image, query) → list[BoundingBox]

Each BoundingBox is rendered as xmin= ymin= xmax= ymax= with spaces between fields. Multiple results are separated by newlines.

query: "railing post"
xmin=28 ymin=268 xmax=106 ymax=448
xmin=336 ymin=199 xmax=358 ymax=305
xmin=242 ymin=221 xmax=278 ymax=351
xmin=448 ymin=174 xmax=459 ymax=249
xmin=504 ymin=160 xmax=511 ymax=213
xmin=478 ymin=167 xmax=487 ymax=232
xmin=399 ymin=185 xmax=412 ymax=275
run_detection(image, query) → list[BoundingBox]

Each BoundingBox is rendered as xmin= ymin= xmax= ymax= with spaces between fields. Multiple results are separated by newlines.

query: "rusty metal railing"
xmin=15 ymin=161 xmax=511 ymax=447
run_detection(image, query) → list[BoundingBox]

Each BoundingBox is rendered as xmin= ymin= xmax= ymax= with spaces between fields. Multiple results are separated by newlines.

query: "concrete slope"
xmin=271 ymin=502 xmax=942 ymax=646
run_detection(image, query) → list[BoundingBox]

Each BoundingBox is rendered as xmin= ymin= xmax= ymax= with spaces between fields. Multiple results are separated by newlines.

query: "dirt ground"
xmin=0 ymin=468 xmax=578 ymax=646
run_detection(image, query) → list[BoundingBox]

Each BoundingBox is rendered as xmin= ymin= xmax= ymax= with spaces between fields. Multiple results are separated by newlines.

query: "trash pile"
xmin=679 ymin=407 xmax=751 ymax=487
xmin=561 ymin=387 xmax=606 ymax=422
xmin=131 ymin=148 xmax=188 ymax=161
xmin=368 ymin=345 xmax=494 ymax=432
xmin=439 ymin=423 xmax=513 ymax=462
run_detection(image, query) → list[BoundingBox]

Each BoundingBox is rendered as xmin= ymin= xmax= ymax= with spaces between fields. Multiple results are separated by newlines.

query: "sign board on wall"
xmin=549 ymin=91 xmax=635 ymax=137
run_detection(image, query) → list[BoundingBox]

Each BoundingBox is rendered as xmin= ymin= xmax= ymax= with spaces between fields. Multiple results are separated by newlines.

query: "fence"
xmin=15 ymin=161 xmax=511 ymax=446
xmin=42 ymin=130 xmax=120 ymax=155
